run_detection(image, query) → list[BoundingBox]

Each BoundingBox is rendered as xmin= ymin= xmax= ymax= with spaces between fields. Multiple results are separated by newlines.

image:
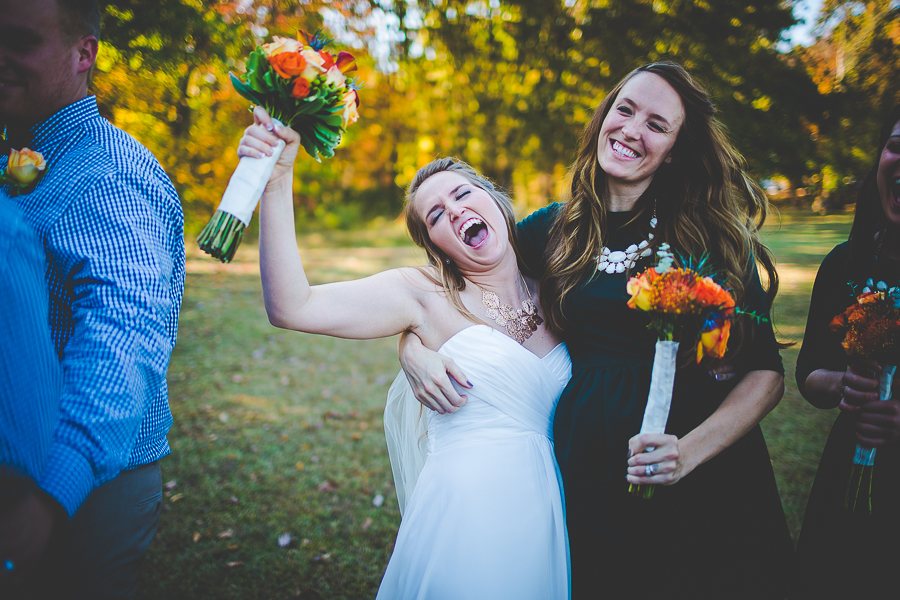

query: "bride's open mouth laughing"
xmin=459 ymin=217 xmax=488 ymax=247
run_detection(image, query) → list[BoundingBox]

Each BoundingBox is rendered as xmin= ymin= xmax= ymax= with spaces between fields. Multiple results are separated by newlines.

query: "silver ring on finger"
xmin=644 ymin=463 xmax=658 ymax=477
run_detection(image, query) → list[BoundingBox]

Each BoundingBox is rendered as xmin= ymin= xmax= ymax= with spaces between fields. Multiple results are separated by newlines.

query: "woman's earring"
xmin=444 ymin=258 xmax=451 ymax=265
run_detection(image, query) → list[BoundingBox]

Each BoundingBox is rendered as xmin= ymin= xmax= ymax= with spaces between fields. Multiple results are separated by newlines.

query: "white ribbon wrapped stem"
xmin=852 ymin=364 xmax=896 ymax=467
xmin=639 ymin=340 xmax=679 ymax=436
xmin=216 ymin=118 xmax=286 ymax=226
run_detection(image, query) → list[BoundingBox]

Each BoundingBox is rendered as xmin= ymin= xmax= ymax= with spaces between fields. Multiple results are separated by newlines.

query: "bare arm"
xmin=398 ymin=331 xmax=471 ymax=414
xmin=627 ymin=369 xmax=784 ymax=485
xmin=248 ymin=107 xmax=425 ymax=340
xmin=801 ymin=362 xmax=879 ymax=409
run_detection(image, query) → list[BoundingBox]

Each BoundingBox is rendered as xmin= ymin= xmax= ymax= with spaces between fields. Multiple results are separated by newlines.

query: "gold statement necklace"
xmin=475 ymin=273 xmax=543 ymax=344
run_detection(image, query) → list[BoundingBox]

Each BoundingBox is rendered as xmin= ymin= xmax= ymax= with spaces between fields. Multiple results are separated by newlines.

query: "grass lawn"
xmin=136 ymin=209 xmax=853 ymax=599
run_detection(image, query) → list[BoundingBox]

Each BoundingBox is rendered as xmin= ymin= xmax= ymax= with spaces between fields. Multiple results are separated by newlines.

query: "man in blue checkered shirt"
xmin=1 ymin=0 xmax=185 ymax=597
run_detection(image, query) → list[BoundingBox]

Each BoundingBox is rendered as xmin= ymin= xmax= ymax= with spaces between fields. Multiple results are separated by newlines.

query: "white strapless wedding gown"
xmin=378 ymin=325 xmax=572 ymax=599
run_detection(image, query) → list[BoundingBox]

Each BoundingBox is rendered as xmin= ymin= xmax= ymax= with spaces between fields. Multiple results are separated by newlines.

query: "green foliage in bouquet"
xmin=229 ymin=30 xmax=360 ymax=161
xmin=197 ymin=31 xmax=361 ymax=263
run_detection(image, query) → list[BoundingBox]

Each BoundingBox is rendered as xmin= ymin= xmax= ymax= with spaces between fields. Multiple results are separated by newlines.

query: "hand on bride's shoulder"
xmin=237 ymin=106 xmax=301 ymax=181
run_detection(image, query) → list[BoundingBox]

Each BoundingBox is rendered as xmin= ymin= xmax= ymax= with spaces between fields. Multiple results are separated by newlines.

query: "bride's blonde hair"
xmin=404 ymin=157 xmax=522 ymax=321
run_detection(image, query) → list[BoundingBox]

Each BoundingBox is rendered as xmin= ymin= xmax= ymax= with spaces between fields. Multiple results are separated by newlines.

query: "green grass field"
xmin=136 ymin=210 xmax=853 ymax=599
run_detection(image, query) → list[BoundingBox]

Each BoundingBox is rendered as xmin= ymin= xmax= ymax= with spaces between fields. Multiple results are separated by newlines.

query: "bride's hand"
xmin=625 ymin=433 xmax=687 ymax=486
xmin=237 ymin=106 xmax=301 ymax=186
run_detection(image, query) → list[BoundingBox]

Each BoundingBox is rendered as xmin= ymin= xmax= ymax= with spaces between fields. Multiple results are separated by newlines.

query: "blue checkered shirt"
xmin=1 ymin=96 xmax=185 ymax=516
xmin=0 ymin=200 xmax=61 ymax=505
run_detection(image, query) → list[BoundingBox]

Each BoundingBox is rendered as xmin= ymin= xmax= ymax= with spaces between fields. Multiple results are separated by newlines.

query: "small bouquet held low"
xmin=829 ymin=279 xmax=900 ymax=515
xmin=625 ymin=245 xmax=763 ymax=499
xmin=197 ymin=30 xmax=361 ymax=263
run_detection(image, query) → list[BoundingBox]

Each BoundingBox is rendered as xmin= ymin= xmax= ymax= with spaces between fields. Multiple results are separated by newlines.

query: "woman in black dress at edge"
xmin=793 ymin=105 xmax=900 ymax=599
xmin=400 ymin=62 xmax=793 ymax=598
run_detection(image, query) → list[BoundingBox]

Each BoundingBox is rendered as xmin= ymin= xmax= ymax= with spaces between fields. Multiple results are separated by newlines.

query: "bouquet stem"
xmin=197 ymin=211 xmax=246 ymax=263
xmin=843 ymin=364 xmax=896 ymax=515
xmin=628 ymin=482 xmax=656 ymax=499
xmin=197 ymin=121 xmax=285 ymax=263
xmin=629 ymin=340 xmax=679 ymax=499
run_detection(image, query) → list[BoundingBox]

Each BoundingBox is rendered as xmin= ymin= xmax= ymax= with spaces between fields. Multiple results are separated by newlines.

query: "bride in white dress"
xmin=241 ymin=107 xmax=571 ymax=599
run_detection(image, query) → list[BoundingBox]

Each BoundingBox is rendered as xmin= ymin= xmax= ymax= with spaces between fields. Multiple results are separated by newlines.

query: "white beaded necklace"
xmin=596 ymin=215 xmax=657 ymax=274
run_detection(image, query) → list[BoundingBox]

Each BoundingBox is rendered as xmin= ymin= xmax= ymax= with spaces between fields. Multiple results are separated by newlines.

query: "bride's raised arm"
xmin=243 ymin=106 xmax=427 ymax=341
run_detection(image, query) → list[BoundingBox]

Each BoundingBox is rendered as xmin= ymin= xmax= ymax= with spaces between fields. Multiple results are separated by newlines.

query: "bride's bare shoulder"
xmin=395 ymin=265 xmax=446 ymax=295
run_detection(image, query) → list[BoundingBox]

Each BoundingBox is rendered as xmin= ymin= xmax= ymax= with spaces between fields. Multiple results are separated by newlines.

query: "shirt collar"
xmin=28 ymin=96 xmax=100 ymax=153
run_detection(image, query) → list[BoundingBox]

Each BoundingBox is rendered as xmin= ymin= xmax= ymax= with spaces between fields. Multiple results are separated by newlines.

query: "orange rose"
xmin=291 ymin=77 xmax=311 ymax=99
xmin=262 ymin=36 xmax=303 ymax=56
xmin=857 ymin=291 xmax=881 ymax=304
xmin=269 ymin=52 xmax=308 ymax=79
xmin=829 ymin=312 xmax=847 ymax=332
xmin=626 ymin=272 xmax=655 ymax=311
xmin=693 ymin=276 xmax=734 ymax=308
xmin=7 ymin=147 xmax=46 ymax=186
xmin=697 ymin=320 xmax=731 ymax=363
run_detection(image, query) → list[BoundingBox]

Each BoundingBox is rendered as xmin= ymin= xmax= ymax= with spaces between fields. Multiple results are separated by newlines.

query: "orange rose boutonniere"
xmin=1 ymin=148 xmax=47 ymax=196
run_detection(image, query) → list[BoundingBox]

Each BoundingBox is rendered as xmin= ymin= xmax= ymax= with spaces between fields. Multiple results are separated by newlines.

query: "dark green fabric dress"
xmin=517 ymin=204 xmax=792 ymax=599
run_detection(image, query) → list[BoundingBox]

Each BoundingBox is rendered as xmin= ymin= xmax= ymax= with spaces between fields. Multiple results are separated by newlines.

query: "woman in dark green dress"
xmin=400 ymin=63 xmax=792 ymax=598
xmin=793 ymin=106 xmax=900 ymax=599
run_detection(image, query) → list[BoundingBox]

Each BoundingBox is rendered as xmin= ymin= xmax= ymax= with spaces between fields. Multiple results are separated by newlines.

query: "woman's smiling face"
xmin=596 ymin=71 xmax=685 ymax=198
xmin=415 ymin=170 xmax=510 ymax=270
xmin=878 ymin=119 xmax=900 ymax=228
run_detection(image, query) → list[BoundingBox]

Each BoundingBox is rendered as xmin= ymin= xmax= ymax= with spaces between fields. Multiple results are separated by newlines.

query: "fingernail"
xmin=265 ymin=123 xmax=274 ymax=131
xmin=626 ymin=449 xmax=632 ymax=459
xmin=466 ymin=381 xmax=473 ymax=387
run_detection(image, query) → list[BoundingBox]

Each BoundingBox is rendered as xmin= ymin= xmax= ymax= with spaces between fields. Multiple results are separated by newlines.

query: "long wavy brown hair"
xmin=541 ymin=62 xmax=779 ymax=354
xmin=404 ymin=157 xmax=522 ymax=322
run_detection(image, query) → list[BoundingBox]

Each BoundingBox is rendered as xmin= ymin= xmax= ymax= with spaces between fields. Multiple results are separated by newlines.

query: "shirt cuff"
xmin=38 ymin=443 xmax=96 ymax=517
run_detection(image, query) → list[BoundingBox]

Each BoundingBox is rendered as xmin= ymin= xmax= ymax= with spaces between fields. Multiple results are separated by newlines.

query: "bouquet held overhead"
xmin=198 ymin=30 xmax=361 ymax=263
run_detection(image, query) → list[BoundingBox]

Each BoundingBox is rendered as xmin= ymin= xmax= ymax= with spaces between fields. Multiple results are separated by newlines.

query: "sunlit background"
xmin=94 ymin=0 xmax=899 ymax=234
xmin=81 ymin=2 xmax=900 ymax=597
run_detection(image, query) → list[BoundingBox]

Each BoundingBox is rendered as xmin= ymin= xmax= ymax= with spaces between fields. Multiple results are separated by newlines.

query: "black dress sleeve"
xmin=515 ymin=203 xmax=561 ymax=278
xmin=736 ymin=257 xmax=785 ymax=376
xmin=795 ymin=243 xmax=854 ymax=395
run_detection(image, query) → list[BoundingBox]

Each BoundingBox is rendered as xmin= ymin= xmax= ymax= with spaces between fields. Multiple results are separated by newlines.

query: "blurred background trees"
xmin=92 ymin=0 xmax=900 ymax=233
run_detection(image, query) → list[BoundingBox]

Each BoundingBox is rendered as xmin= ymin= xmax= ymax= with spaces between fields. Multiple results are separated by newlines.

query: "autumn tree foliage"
xmin=789 ymin=0 xmax=900 ymax=198
xmin=89 ymin=1 xmax=896 ymax=231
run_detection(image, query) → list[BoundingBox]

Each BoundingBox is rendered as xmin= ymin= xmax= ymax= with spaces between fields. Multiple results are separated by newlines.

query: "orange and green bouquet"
xmin=830 ymin=280 xmax=900 ymax=514
xmin=625 ymin=244 xmax=764 ymax=499
xmin=626 ymin=244 xmax=742 ymax=363
xmin=198 ymin=30 xmax=361 ymax=263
